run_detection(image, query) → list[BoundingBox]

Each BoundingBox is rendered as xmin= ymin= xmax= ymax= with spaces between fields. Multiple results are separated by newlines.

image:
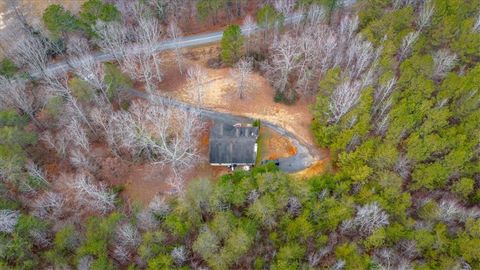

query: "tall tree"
xmin=221 ymin=24 xmax=244 ymax=65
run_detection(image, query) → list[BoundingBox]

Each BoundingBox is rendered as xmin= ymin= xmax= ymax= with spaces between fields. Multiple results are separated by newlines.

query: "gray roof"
xmin=209 ymin=122 xmax=259 ymax=165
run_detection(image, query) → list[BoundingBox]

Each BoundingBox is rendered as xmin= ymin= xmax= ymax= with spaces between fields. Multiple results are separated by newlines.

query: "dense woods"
xmin=0 ymin=0 xmax=480 ymax=269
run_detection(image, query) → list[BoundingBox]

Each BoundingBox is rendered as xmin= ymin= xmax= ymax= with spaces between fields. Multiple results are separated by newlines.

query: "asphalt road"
xmin=39 ymin=14 xmax=303 ymax=77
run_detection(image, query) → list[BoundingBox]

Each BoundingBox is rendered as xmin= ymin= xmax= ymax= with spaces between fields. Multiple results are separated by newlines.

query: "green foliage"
xmin=42 ymin=4 xmax=81 ymax=38
xmin=0 ymin=110 xmax=37 ymax=185
xmin=104 ymin=63 xmax=133 ymax=100
xmin=0 ymin=58 xmax=18 ymax=78
xmin=196 ymin=0 xmax=225 ymax=23
xmin=69 ymin=77 xmax=95 ymax=102
xmin=79 ymin=0 xmax=120 ymax=26
xmin=220 ymin=25 xmax=244 ymax=65
xmin=77 ymin=212 xmax=121 ymax=259
xmin=256 ymin=5 xmax=284 ymax=30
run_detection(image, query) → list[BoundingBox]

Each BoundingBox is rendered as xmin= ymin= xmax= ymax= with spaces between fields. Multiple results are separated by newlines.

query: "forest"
xmin=1 ymin=0 xmax=480 ymax=269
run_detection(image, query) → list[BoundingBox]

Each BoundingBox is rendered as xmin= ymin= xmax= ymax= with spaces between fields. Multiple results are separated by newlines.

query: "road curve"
xmin=127 ymin=89 xmax=318 ymax=173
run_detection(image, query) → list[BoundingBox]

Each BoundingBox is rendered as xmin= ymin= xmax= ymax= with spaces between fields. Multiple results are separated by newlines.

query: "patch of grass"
xmin=255 ymin=128 xmax=264 ymax=166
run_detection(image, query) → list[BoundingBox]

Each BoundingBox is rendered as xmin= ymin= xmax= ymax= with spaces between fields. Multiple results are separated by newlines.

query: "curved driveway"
xmin=127 ymin=89 xmax=318 ymax=173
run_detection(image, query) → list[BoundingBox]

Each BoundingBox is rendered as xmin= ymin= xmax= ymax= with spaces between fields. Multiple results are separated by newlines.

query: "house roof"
xmin=209 ymin=122 xmax=259 ymax=165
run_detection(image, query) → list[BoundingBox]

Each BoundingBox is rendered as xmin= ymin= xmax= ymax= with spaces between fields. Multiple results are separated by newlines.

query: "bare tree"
xmin=274 ymin=0 xmax=297 ymax=15
xmin=398 ymin=31 xmax=419 ymax=61
xmin=41 ymin=131 xmax=68 ymax=158
xmin=44 ymin=73 xmax=93 ymax=130
xmin=171 ymin=246 xmax=188 ymax=266
xmin=10 ymin=34 xmax=50 ymax=77
xmin=0 ymin=210 xmax=20 ymax=233
xmin=264 ymin=35 xmax=301 ymax=100
xmin=415 ymin=0 xmax=434 ymax=32
xmin=187 ymin=66 xmax=209 ymax=105
xmin=0 ymin=76 xmax=43 ymax=127
xmin=372 ymin=78 xmax=397 ymax=135
xmin=78 ymin=256 xmax=94 ymax=270
xmin=242 ymin=15 xmax=256 ymax=53
xmin=70 ymin=173 xmax=115 ymax=215
xmin=66 ymin=118 xmax=90 ymax=152
xmin=112 ymin=222 xmax=141 ymax=264
xmin=346 ymin=202 xmax=389 ymax=236
xmin=69 ymin=148 xmax=97 ymax=172
xmin=473 ymin=13 xmax=480 ymax=33
xmin=32 ymin=191 xmax=65 ymax=220
xmin=231 ymin=58 xmax=253 ymax=99
xmin=106 ymin=101 xmax=203 ymax=186
xmin=328 ymin=80 xmax=363 ymax=123
xmin=306 ymin=5 xmax=326 ymax=26
xmin=67 ymin=37 xmax=108 ymax=102
xmin=167 ymin=21 xmax=186 ymax=74
xmin=433 ymin=49 xmax=457 ymax=80
xmin=95 ymin=21 xmax=130 ymax=62
xmin=26 ymin=161 xmax=49 ymax=186
xmin=121 ymin=5 xmax=164 ymax=93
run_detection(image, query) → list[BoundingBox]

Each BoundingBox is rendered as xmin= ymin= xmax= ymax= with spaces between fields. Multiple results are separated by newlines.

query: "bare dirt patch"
xmin=258 ymin=126 xmax=297 ymax=161
xmin=158 ymin=48 xmax=317 ymax=149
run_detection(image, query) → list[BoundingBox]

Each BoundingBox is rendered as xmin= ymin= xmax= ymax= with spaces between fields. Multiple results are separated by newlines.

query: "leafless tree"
xmin=32 ymin=191 xmax=65 ymax=220
xmin=44 ymin=73 xmax=93 ymax=130
xmin=69 ymin=148 xmax=97 ymax=172
xmin=308 ymin=232 xmax=338 ymax=267
xmin=372 ymin=78 xmax=397 ymax=135
xmin=350 ymin=202 xmax=389 ymax=236
xmin=392 ymin=0 xmax=423 ymax=9
xmin=121 ymin=5 xmax=163 ymax=93
xmin=306 ymin=5 xmax=326 ymax=26
xmin=95 ymin=21 xmax=130 ymax=62
xmin=398 ymin=31 xmax=419 ymax=61
xmin=415 ymin=0 xmax=434 ymax=32
xmin=78 ymin=255 xmax=94 ymax=270
xmin=264 ymin=35 xmax=301 ymax=99
xmin=231 ymin=58 xmax=253 ymax=99
xmin=274 ymin=0 xmax=297 ymax=15
xmin=328 ymin=80 xmax=362 ymax=123
xmin=67 ymin=36 xmax=108 ymax=102
xmin=10 ymin=34 xmax=50 ymax=77
xmin=0 ymin=210 xmax=20 ymax=233
xmin=41 ymin=131 xmax=68 ymax=158
xmin=65 ymin=117 xmax=90 ymax=152
xmin=26 ymin=161 xmax=49 ymax=186
xmin=0 ymin=76 xmax=43 ymax=127
xmin=106 ymin=101 xmax=203 ymax=186
xmin=433 ymin=49 xmax=457 ymax=80
xmin=112 ymin=222 xmax=141 ymax=264
xmin=286 ymin=196 xmax=302 ymax=216
xmin=167 ymin=21 xmax=186 ymax=74
xmin=242 ymin=15 xmax=256 ymax=53
xmin=330 ymin=260 xmax=346 ymax=270
xmin=69 ymin=173 xmax=115 ymax=215
xmin=187 ymin=66 xmax=209 ymax=105
xmin=172 ymin=246 xmax=188 ymax=266
xmin=373 ymin=248 xmax=412 ymax=270
xmin=149 ymin=194 xmax=171 ymax=216
xmin=438 ymin=198 xmax=480 ymax=224
xmin=473 ymin=13 xmax=480 ymax=33
xmin=30 ymin=229 xmax=51 ymax=248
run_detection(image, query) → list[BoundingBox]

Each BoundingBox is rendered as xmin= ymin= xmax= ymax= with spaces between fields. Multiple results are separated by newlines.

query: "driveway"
xmin=127 ymin=89 xmax=318 ymax=173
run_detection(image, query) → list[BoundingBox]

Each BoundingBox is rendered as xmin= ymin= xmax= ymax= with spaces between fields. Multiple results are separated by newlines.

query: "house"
xmin=209 ymin=122 xmax=259 ymax=169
